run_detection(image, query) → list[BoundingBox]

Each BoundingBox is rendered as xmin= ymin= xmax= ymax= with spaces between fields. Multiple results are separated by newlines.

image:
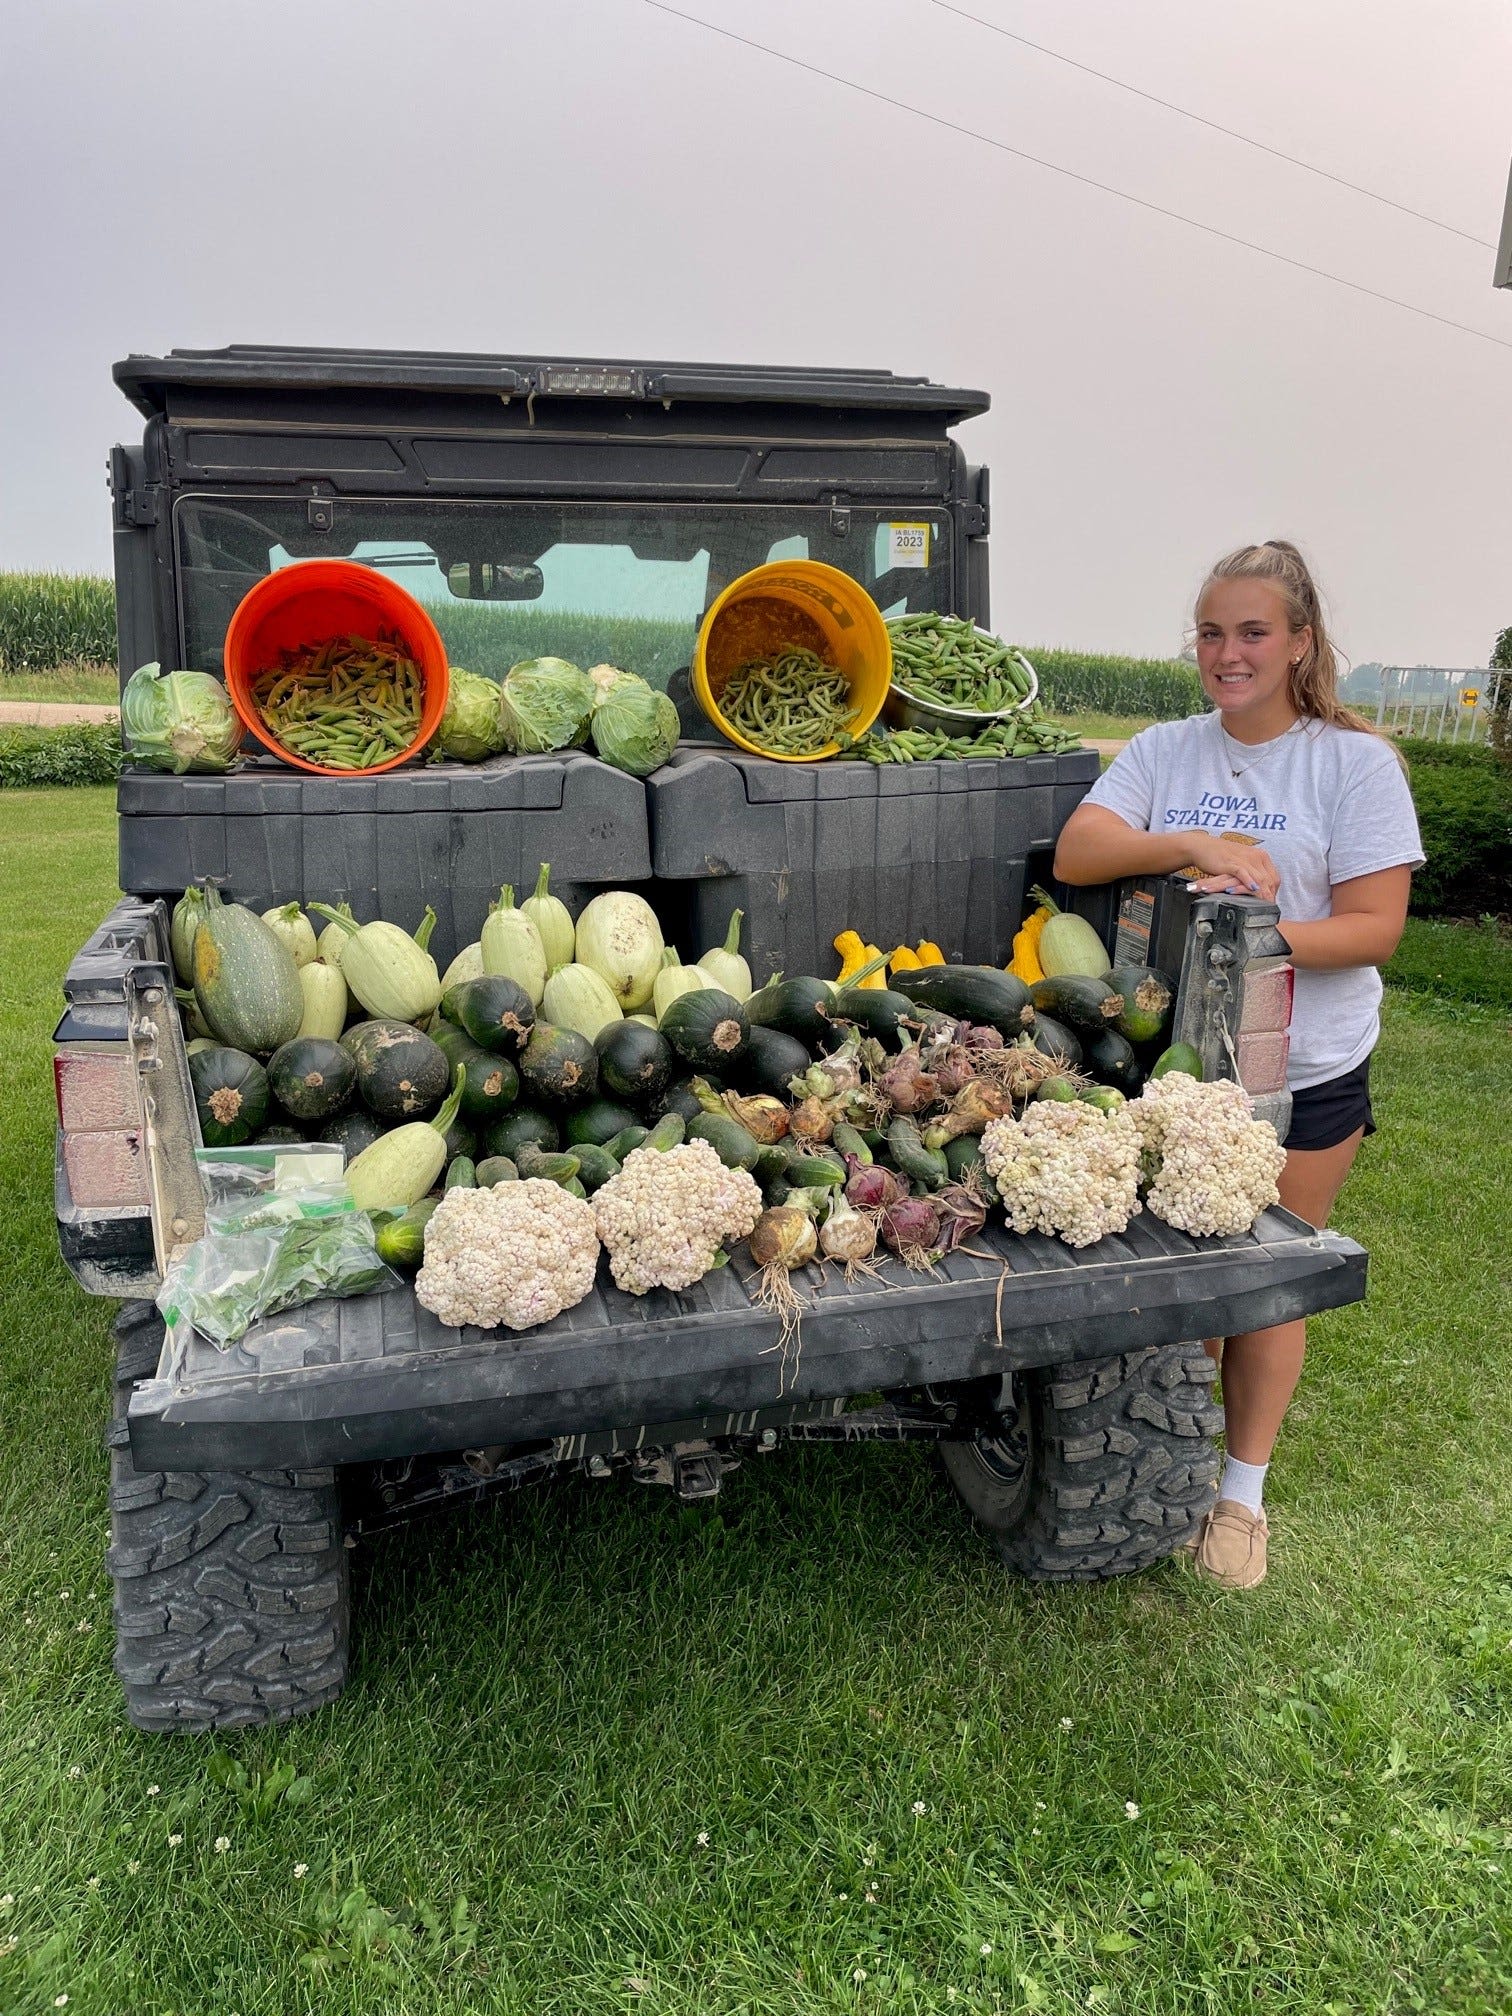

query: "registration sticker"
xmin=885 ymin=522 xmax=931 ymax=570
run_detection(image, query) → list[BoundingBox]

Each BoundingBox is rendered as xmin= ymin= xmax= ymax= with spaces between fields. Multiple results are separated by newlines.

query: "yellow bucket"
xmin=691 ymin=560 xmax=893 ymax=762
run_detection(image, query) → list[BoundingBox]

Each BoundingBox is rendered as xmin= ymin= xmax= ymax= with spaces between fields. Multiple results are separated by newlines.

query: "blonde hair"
xmin=1200 ymin=540 xmax=1387 ymax=740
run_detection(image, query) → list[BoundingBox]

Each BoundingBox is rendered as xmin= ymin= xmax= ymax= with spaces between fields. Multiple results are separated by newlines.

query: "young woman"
xmin=1053 ymin=541 xmax=1423 ymax=1589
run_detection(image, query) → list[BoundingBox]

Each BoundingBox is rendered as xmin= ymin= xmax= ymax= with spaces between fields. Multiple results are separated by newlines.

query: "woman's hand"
xmin=1185 ymin=834 xmax=1281 ymax=901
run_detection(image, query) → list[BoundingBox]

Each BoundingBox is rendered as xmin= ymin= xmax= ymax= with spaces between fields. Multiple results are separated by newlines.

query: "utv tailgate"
xmin=127 ymin=1209 xmax=1365 ymax=1471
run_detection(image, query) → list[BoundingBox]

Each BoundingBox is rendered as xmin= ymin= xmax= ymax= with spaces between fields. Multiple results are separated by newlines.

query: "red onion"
xmin=845 ymin=1163 xmax=909 ymax=1212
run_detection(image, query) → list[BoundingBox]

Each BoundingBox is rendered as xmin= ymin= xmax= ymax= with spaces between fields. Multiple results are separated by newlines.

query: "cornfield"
xmin=430 ymin=606 xmax=693 ymax=689
xmin=0 ymin=572 xmax=118 ymax=674
xmin=1025 ymin=646 xmax=1205 ymax=720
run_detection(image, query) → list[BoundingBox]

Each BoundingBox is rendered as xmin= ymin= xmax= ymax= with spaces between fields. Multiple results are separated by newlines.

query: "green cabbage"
xmin=497 ymin=658 xmax=594 ymax=755
xmin=587 ymin=666 xmax=679 ymax=778
xmin=437 ymin=666 xmax=506 ymax=762
xmin=120 ymin=662 xmax=241 ymax=774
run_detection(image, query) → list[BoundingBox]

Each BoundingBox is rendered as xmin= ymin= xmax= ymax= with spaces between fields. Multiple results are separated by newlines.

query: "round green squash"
xmin=266 ymin=1037 xmax=357 ymax=1122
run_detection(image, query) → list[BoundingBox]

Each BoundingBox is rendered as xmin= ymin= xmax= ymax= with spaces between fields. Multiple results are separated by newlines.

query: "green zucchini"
xmin=828 ymin=986 xmax=919 ymax=1044
xmin=375 ymin=1197 xmax=439 ymax=1271
xmin=886 ymin=1116 xmax=950 ymax=1190
xmin=342 ymin=1019 xmax=451 ymax=1119
xmin=190 ymin=887 xmax=304 ymax=1056
xmin=317 ymin=1108 xmax=385 ymax=1160
xmin=785 ymin=1151 xmax=846 ymax=1189
xmin=189 ymin=1046 xmax=269 ymax=1148
xmin=475 ymin=1155 xmax=519 ymax=1186
xmin=745 ymin=975 xmax=835 ymax=1049
xmin=560 ymin=1176 xmax=588 ymax=1200
xmin=891 ymin=965 xmax=1035 ymax=1037
xmin=1083 ymin=1028 xmax=1144 ymax=1094
xmin=440 ymin=973 xmax=536 ymax=1053
xmin=564 ymin=1098 xmax=640 ymax=1148
xmin=943 ymin=1135 xmax=984 ymax=1181
xmin=571 ymin=1142 xmax=621 ymax=1193
xmin=686 ymin=1112 xmax=762 ymax=1173
xmin=266 ymin=1037 xmax=356 ymax=1123
xmin=644 ymin=1113 xmax=686 ymax=1152
xmin=659 ymin=987 xmax=750 ymax=1072
xmin=432 ymin=1022 xmax=519 ymax=1121
xmin=1106 ymin=964 xmax=1176 ymax=1047
xmin=593 ymin=1020 xmax=674 ymax=1103
xmin=515 ymin=1145 xmax=583 ymax=1186
xmin=444 ymin=1154 xmax=476 ymax=1190
xmin=1151 ymin=1042 xmax=1203 ymax=1081
xmin=603 ymin=1123 xmax=649 ymax=1160
xmin=741 ymin=1023 xmax=811 ymax=1099
xmin=1029 ymin=973 xmax=1123 ymax=1034
xmin=518 ymin=1022 xmax=599 ymax=1106
xmin=1031 ymin=1013 xmax=1084 ymax=1069
xmin=480 ymin=1107 xmax=560 ymax=1159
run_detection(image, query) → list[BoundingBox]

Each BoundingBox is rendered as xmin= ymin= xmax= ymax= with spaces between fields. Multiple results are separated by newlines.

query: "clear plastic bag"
xmin=159 ymin=1156 xmax=398 ymax=1349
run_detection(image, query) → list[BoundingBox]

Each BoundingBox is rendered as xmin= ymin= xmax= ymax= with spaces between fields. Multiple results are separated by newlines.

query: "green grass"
xmin=1384 ymin=915 xmax=1512 ymax=1012
xmin=2 ymin=791 xmax=1510 ymax=2014
xmin=0 ymin=665 xmax=120 ymax=707
xmin=0 ymin=574 xmax=117 ymax=674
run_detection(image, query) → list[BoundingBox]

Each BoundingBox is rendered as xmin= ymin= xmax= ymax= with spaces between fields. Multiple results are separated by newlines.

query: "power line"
xmin=933 ymin=0 xmax=1497 ymax=252
xmin=642 ymin=1 xmax=1512 ymax=355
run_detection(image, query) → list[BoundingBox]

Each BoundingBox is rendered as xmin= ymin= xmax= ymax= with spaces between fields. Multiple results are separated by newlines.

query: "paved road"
xmin=0 ymin=700 xmax=119 ymax=726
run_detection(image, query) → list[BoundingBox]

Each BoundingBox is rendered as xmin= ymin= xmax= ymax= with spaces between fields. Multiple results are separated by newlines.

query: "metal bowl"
xmin=882 ymin=644 xmax=1040 ymax=734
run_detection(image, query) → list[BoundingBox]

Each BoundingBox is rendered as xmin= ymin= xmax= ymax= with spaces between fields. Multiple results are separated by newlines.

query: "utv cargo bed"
xmin=128 ymin=1209 xmax=1365 ymax=1472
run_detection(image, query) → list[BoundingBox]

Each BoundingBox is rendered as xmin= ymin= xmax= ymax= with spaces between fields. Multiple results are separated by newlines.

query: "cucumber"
xmin=342 ymin=1020 xmax=451 ymax=1119
xmin=943 ymin=1135 xmax=984 ymax=1181
xmin=433 ymin=1023 xmax=520 ymax=1122
xmin=1033 ymin=1075 xmax=1081 ymax=1103
xmin=740 ymin=1024 xmax=812 ymax=1099
xmin=374 ymin=1197 xmax=439 ymax=1271
xmin=474 ymin=1155 xmax=519 ymax=1186
xmin=1030 ymin=1013 xmax=1083 ymax=1070
xmin=514 ymin=1145 xmax=582 ymax=1186
xmin=1079 ymin=1085 xmax=1128 ymax=1114
xmin=1029 ymin=973 xmax=1123 ymax=1034
xmin=444 ymin=1154 xmax=476 ymax=1190
xmin=1106 ymin=964 xmax=1176 ymax=1047
xmin=518 ymin=1023 xmax=599 ymax=1107
xmin=603 ymin=1123 xmax=649 ymax=1160
xmin=1151 ymin=1042 xmax=1204 ymax=1081
xmin=829 ymin=987 xmax=918 ymax=1044
xmin=564 ymin=1098 xmax=640 ymax=1148
xmin=785 ymin=1151 xmax=846 ymax=1189
xmin=1083 ymin=1028 xmax=1144 ymax=1094
xmin=754 ymin=1139 xmax=798 ymax=1188
xmin=571 ymin=1142 xmax=621 ymax=1193
xmin=686 ymin=1113 xmax=763 ymax=1173
xmin=891 ymin=965 xmax=1035 ymax=1037
xmin=479 ymin=1107 xmax=560 ymax=1159
xmin=745 ymin=975 xmax=835 ymax=1049
xmin=644 ymin=1113 xmax=686 ymax=1152
xmin=885 ymin=1117 xmax=949 ymax=1190
xmin=560 ymin=1176 xmax=588 ymax=1199
xmin=831 ymin=1122 xmax=872 ymax=1164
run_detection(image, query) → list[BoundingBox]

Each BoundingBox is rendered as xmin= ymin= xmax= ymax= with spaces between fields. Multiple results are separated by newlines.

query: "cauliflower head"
xmin=593 ymin=1138 xmax=764 ymax=1294
xmin=981 ymin=1100 xmax=1142 ymax=1248
xmin=1130 ymin=1072 xmax=1285 ymax=1237
xmin=416 ymin=1178 xmax=600 ymax=1330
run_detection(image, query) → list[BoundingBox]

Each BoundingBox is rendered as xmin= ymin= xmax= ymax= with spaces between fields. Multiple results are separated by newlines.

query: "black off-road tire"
xmin=940 ymin=1342 xmax=1222 ymax=1581
xmin=106 ymin=1301 xmax=350 ymax=1732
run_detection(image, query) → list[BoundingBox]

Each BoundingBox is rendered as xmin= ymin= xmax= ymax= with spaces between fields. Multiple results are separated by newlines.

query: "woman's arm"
xmin=1054 ymin=803 xmax=1282 ymax=901
xmin=1280 ymin=865 xmax=1412 ymax=970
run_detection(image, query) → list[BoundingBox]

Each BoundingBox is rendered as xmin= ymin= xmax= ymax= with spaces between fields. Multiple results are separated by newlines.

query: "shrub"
xmin=0 ymin=722 xmax=123 ymax=787
xmin=1024 ymin=647 xmax=1205 ymax=720
xmin=1399 ymin=739 xmax=1510 ymax=918
xmin=0 ymin=572 xmax=117 ymax=673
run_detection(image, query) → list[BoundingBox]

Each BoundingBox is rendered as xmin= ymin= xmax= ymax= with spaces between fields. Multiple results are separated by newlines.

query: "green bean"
xmin=251 ymin=632 xmax=425 ymax=771
xmin=719 ymin=646 xmax=858 ymax=756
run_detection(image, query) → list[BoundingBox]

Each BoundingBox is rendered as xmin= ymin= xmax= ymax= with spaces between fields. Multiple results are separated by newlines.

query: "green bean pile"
xmin=251 ymin=633 xmax=423 ymax=771
xmin=851 ymin=703 xmax=1082 ymax=764
xmin=886 ymin=612 xmax=1034 ymax=711
xmin=718 ymin=646 xmax=858 ymax=756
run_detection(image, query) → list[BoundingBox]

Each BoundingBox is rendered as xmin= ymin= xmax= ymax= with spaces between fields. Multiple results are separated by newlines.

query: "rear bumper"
xmin=127 ymin=1210 xmax=1367 ymax=1472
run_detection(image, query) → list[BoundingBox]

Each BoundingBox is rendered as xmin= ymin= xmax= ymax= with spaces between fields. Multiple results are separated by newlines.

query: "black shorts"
xmin=1284 ymin=1055 xmax=1375 ymax=1152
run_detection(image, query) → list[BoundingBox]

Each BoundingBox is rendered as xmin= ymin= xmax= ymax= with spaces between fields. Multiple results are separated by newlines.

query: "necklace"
xmin=1218 ymin=718 xmax=1304 ymax=781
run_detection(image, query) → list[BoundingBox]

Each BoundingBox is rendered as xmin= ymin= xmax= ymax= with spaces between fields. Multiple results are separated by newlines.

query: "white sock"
xmin=1218 ymin=1456 xmax=1268 ymax=1516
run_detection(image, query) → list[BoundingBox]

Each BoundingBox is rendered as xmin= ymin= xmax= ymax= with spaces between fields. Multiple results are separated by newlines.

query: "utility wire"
xmin=933 ymin=0 xmax=1497 ymax=252
xmin=643 ymin=1 xmax=1512 ymax=355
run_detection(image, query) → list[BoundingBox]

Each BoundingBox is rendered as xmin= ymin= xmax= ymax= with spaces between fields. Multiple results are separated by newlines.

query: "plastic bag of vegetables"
xmin=120 ymin=661 xmax=242 ymax=774
xmin=587 ymin=664 xmax=679 ymax=777
xmin=498 ymin=658 xmax=595 ymax=754
xmin=436 ymin=666 xmax=508 ymax=762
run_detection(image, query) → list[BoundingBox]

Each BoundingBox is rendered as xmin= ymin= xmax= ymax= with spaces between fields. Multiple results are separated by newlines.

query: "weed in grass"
xmin=0 ymin=793 xmax=1509 ymax=2014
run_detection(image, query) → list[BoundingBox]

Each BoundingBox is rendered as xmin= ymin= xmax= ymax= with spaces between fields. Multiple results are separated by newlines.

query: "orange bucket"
xmin=223 ymin=559 xmax=450 ymax=776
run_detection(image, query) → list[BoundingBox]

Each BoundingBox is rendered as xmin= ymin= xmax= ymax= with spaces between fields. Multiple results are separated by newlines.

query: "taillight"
xmin=1232 ymin=955 xmax=1293 ymax=1098
xmin=54 ymin=1045 xmax=149 ymax=1208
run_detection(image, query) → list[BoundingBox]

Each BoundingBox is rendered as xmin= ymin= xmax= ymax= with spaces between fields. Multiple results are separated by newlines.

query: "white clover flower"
xmin=1059 ymin=1717 xmax=1074 ymax=1731
xmin=146 ymin=1785 xmax=159 ymax=1798
xmin=167 ymin=1835 xmax=182 ymax=1848
xmin=66 ymin=1766 xmax=82 ymax=1780
xmin=214 ymin=1836 xmax=230 ymax=1854
xmin=85 ymin=1877 xmax=99 ymax=1892
xmin=293 ymin=1862 xmax=309 ymax=1879
xmin=1124 ymin=1801 xmax=1141 ymax=1820
xmin=979 ymin=1941 xmax=993 ymax=1956
xmin=126 ymin=1861 xmax=140 ymax=1875
xmin=695 ymin=1832 xmax=710 ymax=1848
xmin=0 ymin=1936 xmax=16 ymax=1958
xmin=911 ymin=1800 xmax=928 ymax=1816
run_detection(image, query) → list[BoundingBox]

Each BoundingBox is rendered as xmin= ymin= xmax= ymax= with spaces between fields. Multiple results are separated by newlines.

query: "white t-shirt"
xmin=1083 ymin=714 xmax=1424 ymax=1091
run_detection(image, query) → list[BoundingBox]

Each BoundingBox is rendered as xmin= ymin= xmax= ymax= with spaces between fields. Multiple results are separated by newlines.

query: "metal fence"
xmin=1372 ymin=665 xmax=1509 ymax=744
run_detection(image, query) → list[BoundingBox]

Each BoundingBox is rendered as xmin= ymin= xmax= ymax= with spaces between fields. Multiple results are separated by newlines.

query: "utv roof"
xmin=113 ymin=345 xmax=991 ymax=425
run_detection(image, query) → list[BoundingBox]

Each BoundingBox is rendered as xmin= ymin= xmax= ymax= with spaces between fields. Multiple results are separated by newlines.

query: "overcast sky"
xmin=3 ymin=0 xmax=1509 ymax=666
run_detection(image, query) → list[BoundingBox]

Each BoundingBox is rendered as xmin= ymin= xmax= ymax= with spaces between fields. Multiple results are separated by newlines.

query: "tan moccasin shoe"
xmin=1189 ymin=1499 xmax=1268 ymax=1589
